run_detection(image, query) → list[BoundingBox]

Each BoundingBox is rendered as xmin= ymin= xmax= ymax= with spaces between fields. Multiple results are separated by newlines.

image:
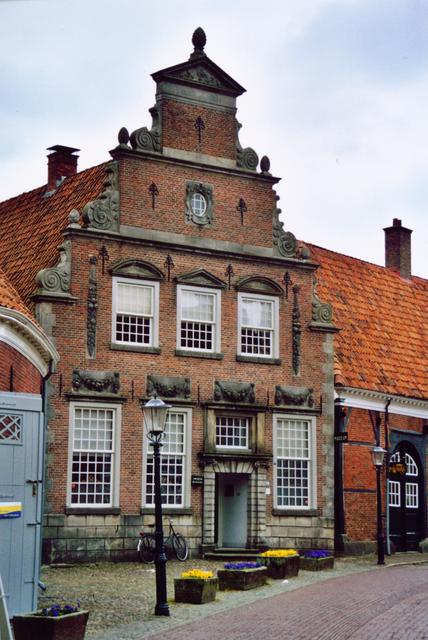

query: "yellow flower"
xmin=259 ymin=549 xmax=298 ymax=557
xmin=180 ymin=569 xmax=214 ymax=579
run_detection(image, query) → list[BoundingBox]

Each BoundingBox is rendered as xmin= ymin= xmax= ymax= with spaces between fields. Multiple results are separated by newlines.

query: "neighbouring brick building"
xmin=0 ymin=269 xmax=58 ymax=615
xmin=0 ymin=29 xmax=337 ymax=562
xmin=310 ymin=220 xmax=428 ymax=554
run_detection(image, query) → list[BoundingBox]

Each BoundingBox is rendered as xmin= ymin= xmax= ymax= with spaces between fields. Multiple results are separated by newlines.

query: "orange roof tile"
xmin=309 ymin=244 xmax=428 ymax=401
xmin=0 ymin=266 xmax=34 ymax=321
xmin=0 ymin=163 xmax=108 ymax=307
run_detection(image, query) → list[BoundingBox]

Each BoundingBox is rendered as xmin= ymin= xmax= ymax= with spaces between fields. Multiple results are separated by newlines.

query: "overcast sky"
xmin=1 ymin=0 xmax=427 ymax=277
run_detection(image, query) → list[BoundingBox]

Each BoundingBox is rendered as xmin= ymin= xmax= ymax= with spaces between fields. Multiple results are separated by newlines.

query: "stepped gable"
xmin=0 ymin=163 xmax=107 ymax=307
xmin=309 ymin=243 xmax=428 ymax=400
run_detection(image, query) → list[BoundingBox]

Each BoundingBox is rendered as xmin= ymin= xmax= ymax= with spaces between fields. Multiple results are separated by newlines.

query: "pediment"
xmin=110 ymin=259 xmax=164 ymax=281
xmin=175 ymin=269 xmax=226 ymax=289
xmin=235 ymin=276 xmax=283 ymax=296
xmin=152 ymin=56 xmax=245 ymax=97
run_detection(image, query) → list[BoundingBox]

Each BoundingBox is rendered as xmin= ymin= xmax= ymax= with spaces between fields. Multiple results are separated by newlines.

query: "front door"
xmin=388 ymin=442 xmax=425 ymax=552
xmin=0 ymin=393 xmax=44 ymax=616
xmin=217 ymin=473 xmax=248 ymax=548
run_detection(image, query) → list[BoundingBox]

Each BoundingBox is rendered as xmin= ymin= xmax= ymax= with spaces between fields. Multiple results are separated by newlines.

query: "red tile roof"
xmin=309 ymin=244 xmax=428 ymax=401
xmin=0 ymin=266 xmax=34 ymax=321
xmin=0 ymin=163 xmax=107 ymax=307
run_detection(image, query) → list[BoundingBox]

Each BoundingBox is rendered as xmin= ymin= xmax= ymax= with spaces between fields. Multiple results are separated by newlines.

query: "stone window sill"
xmin=140 ymin=508 xmax=193 ymax=516
xmin=110 ymin=343 xmax=161 ymax=354
xmin=272 ymin=508 xmax=319 ymax=517
xmin=175 ymin=349 xmax=224 ymax=360
xmin=236 ymin=355 xmax=281 ymax=365
xmin=65 ymin=507 xmax=121 ymax=515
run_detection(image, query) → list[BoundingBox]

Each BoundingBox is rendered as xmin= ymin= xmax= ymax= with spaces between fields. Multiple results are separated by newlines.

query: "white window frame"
xmin=176 ymin=285 xmax=221 ymax=353
xmin=388 ymin=480 xmax=401 ymax=507
xmin=237 ymin=292 xmax=279 ymax=358
xmin=273 ymin=414 xmax=317 ymax=511
xmin=215 ymin=415 xmax=249 ymax=450
xmin=142 ymin=407 xmax=192 ymax=509
xmin=112 ymin=276 xmax=159 ymax=347
xmin=406 ymin=482 xmax=419 ymax=508
xmin=67 ymin=402 xmax=121 ymax=508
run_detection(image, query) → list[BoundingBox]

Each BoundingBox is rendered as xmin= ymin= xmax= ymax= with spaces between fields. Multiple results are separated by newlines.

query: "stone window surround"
xmin=272 ymin=413 xmax=317 ymax=512
xmin=66 ymin=401 xmax=122 ymax=510
xmin=237 ymin=291 xmax=279 ymax=360
xmin=111 ymin=276 xmax=160 ymax=349
xmin=141 ymin=406 xmax=192 ymax=510
xmin=176 ymin=284 xmax=222 ymax=355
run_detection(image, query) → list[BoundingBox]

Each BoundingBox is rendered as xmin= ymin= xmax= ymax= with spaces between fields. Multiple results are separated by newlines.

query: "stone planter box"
xmin=174 ymin=577 xmax=218 ymax=604
xmin=12 ymin=610 xmax=89 ymax=640
xmin=300 ymin=555 xmax=334 ymax=571
xmin=258 ymin=554 xmax=300 ymax=579
xmin=218 ymin=566 xmax=267 ymax=591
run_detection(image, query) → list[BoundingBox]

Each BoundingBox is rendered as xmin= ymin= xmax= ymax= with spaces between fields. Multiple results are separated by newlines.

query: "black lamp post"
xmin=371 ymin=445 xmax=387 ymax=566
xmin=141 ymin=394 xmax=172 ymax=616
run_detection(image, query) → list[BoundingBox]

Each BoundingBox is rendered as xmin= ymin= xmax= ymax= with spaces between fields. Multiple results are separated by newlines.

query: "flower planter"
xmin=12 ymin=610 xmax=89 ymax=640
xmin=174 ymin=577 xmax=218 ymax=604
xmin=218 ymin=566 xmax=267 ymax=591
xmin=258 ymin=554 xmax=300 ymax=579
xmin=300 ymin=555 xmax=334 ymax=571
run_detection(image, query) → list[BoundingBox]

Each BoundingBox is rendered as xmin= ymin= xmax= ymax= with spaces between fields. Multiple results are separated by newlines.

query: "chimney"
xmin=384 ymin=218 xmax=412 ymax=278
xmin=46 ymin=145 xmax=80 ymax=191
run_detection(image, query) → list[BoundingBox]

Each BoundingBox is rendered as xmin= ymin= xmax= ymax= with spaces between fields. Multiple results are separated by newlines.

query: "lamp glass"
xmin=371 ymin=445 xmax=386 ymax=468
xmin=142 ymin=396 xmax=171 ymax=435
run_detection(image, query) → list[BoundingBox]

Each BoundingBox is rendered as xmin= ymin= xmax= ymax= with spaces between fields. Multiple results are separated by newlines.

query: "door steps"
xmin=203 ymin=548 xmax=265 ymax=561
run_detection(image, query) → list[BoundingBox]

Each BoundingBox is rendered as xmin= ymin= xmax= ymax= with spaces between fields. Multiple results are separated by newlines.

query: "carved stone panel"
xmin=214 ymin=380 xmax=255 ymax=404
xmin=185 ymin=181 xmax=213 ymax=226
xmin=274 ymin=386 xmax=314 ymax=408
xmin=82 ymin=162 xmax=119 ymax=232
xmin=72 ymin=370 xmax=120 ymax=395
xmin=147 ymin=375 xmax=191 ymax=400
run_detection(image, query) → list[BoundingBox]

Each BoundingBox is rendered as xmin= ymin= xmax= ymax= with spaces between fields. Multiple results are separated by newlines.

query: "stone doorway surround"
xmin=200 ymin=457 xmax=269 ymax=550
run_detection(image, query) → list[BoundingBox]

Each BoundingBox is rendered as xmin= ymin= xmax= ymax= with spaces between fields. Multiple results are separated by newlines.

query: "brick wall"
xmin=0 ymin=341 xmax=42 ymax=393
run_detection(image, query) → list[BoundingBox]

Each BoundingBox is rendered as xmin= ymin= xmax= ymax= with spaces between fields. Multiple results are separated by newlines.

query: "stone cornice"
xmin=336 ymin=386 xmax=428 ymax=419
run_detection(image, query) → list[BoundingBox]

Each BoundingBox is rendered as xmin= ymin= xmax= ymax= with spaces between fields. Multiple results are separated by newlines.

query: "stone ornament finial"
xmin=192 ymin=27 xmax=207 ymax=53
xmin=68 ymin=209 xmax=81 ymax=228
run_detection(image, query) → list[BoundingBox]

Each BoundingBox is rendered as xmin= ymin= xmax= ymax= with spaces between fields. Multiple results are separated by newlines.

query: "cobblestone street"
xmin=38 ymin=554 xmax=428 ymax=639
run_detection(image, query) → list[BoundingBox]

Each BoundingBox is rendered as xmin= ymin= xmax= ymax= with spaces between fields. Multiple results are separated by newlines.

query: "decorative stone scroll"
xmin=130 ymin=105 xmax=161 ymax=153
xmin=82 ymin=162 xmax=119 ymax=232
xmin=274 ymin=386 xmax=314 ymax=408
xmin=147 ymin=375 xmax=191 ymax=400
xmin=292 ymin=284 xmax=301 ymax=375
xmin=272 ymin=191 xmax=297 ymax=258
xmin=87 ymin=256 xmax=97 ymax=358
xmin=312 ymin=276 xmax=333 ymax=325
xmin=72 ymin=370 xmax=120 ymax=395
xmin=214 ymin=380 xmax=255 ymax=404
xmin=236 ymin=120 xmax=259 ymax=171
xmin=35 ymin=240 xmax=72 ymax=296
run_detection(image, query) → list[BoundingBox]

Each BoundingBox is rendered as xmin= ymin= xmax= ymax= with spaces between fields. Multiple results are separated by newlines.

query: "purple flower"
xmin=303 ymin=550 xmax=331 ymax=559
xmin=224 ymin=561 xmax=262 ymax=570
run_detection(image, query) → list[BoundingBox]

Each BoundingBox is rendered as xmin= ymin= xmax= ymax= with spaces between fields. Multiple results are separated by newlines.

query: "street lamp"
xmin=371 ymin=445 xmax=387 ymax=566
xmin=141 ymin=394 xmax=172 ymax=616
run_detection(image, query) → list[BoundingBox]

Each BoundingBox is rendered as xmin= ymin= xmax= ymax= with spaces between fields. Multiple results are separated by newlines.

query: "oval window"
xmin=190 ymin=193 xmax=207 ymax=217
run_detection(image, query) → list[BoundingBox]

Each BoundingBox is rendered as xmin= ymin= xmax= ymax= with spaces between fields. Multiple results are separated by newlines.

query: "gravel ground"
xmin=38 ymin=553 xmax=427 ymax=639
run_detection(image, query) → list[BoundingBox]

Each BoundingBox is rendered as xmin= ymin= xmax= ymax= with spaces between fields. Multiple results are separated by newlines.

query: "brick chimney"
xmin=384 ymin=218 xmax=412 ymax=278
xmin=46 ymin=145 xmax=79 ymax=191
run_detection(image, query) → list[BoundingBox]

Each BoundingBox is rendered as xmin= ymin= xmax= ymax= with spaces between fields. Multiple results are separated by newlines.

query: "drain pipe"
xmin=384 ymin=398 xmax=391 ymax=555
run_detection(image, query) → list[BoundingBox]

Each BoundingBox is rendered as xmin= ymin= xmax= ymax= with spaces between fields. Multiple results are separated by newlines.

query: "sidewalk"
xmin=39 ymin=552 xmax=427 ymax=640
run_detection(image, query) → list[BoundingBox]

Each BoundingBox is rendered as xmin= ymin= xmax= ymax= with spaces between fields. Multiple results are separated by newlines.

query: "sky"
xmin=1 ymin=0 xmax=427 ymax=277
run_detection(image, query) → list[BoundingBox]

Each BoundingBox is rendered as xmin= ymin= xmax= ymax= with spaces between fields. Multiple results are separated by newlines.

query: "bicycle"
xmin=137 ymin=516 xmax=189 ymax=562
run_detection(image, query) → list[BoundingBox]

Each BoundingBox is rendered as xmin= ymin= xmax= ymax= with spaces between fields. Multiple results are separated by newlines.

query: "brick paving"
xmin=38 ymin=553 xmax=428 ymax=639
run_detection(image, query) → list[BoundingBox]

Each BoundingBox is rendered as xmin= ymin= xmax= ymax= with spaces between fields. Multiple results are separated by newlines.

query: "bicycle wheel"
xmin=138 ymin=534 xmax=155 ymax=563
xmin=172 ymin=533 xmax=189 ymax=561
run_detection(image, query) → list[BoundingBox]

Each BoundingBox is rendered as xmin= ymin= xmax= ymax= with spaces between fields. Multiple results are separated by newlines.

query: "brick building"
xmin=0 ymin=29 xmax=337 ymax=562
xmin=310 ymin=220 xmax=428 ymax=554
